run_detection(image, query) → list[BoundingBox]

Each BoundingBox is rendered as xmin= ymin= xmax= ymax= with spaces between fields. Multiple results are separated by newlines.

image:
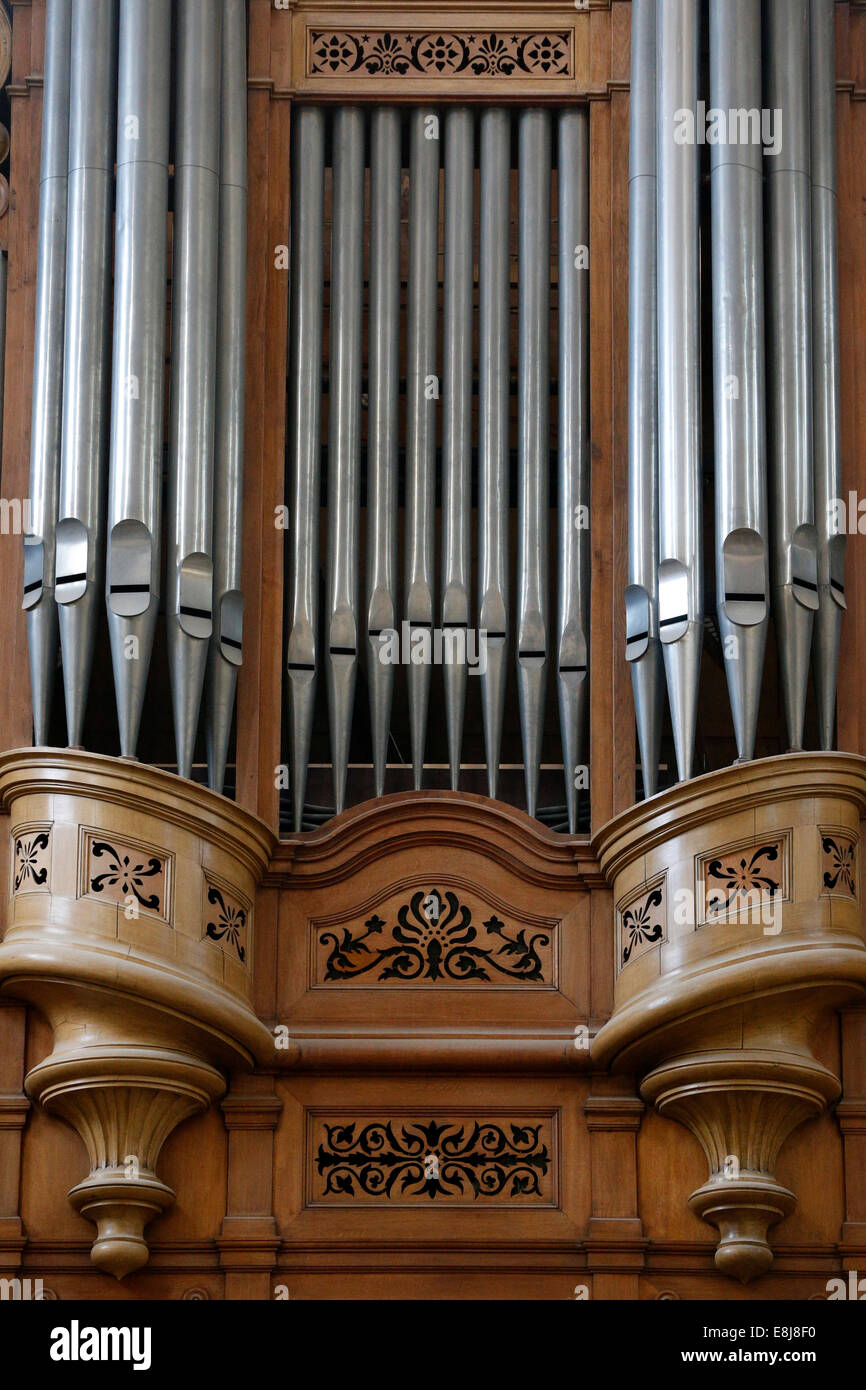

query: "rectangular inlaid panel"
xmin=307 ymin=1110 xmax=558 ymax=1207
xmin=78 ymin=828 xmax=172 ymax=923
xmin=820 ymin=828 xmax=858 ymax=899
xmin=616 ymin=875 xmax=666 ymax=974
xmin=310 ymin=883 xmax=557 ymax=989
xmin=306 ymin=29 xmax=574 ymax=80
xmin=696 ymin=832 xmax=791 ymax=925
xmin=11 ymin=824 xmax=52 ymax=895
xmin=202 ymin=872 xmax=251 ymax=968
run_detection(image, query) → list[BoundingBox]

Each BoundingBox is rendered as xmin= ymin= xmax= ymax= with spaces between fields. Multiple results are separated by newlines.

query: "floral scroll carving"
xmin=699 ymin=838 xmax=786 ymax=923
xmin=204 ymin=878 xmax=249 ymax=965
xmin=308 ymin=29 xmax=572 ymax=79
xmin=314 ymin=1117 xmax=553 ymax=1204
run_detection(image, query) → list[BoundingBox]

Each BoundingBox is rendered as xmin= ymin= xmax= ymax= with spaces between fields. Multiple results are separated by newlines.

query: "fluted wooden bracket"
xmin=592 ymin=754 xmax=866 ymax=1283
xmin=0 ymin=750 xmax=276 ymax=1279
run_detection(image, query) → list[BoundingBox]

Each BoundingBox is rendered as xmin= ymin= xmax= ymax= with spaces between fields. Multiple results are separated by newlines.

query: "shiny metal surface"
xmin=286 ymin=107 xmax=325 ymax=829
xmin=557 ymin=108 xmax=590 ymax=833
xmin=366 ymin=108 xmax=401 ymax=800
xmin=517 ymin=108 xmax=551 ymax=819
xmin=167 ymin=0 xmax=221 ymax=777
xmin=325 ymin=106 xmax=364 ymax=816
xmin=405 ymin=108 xmax=439 ymax=790
xmin=710 ymin=0 xmax=769 ymax=762
xmin=477 ymin=109 xmax=511 ymax=801
xmin=656 ymin=0 xmax=703 ymax=781
xmin=206 ymin=0 xmax=247 ymax=793
xmin=626 ymin=0 xmax=664 ymax=798
xmin=765 ymin=0 xmax=817 ymax=751
xmin=106 ymin=0 xmax=171 ymax=759
xmin=810 ymin=0 xmax=845 ymax=749
xmin=442 ymin=108 xmax=474 ymax=790
xmin=25 ymin=0 xmax=71 ymax=745
xmin=56 ymin=0 xmax=117 ymax=747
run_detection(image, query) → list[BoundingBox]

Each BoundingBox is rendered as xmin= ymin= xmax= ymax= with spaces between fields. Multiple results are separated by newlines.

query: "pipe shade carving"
xmin=593 ymin=753 xmax=866 ymax=1283
xmin=0 ymin=750 xmax=275 ymax=1278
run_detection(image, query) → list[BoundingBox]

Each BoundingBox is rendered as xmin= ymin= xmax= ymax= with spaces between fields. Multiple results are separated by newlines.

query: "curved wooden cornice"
xmin=593 ymin=751 xmax=866 ymax=885
xmin=270 ymin=789 xmax=605 ymax=890
xmin=0 ymin=747 xmax=277 ymax=879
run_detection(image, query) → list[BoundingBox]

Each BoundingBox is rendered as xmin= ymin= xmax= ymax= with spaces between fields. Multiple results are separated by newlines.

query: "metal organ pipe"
xmin=478 ymin=109 xmax=511 ymax=801
xmin=810 ymin=0 xmax=845 ymax=749
xmin=167 ymin=0 xmax=221 ymax=779
xmin=326 ymin=107 xmax=364 ymax=817
xmin=765 ymin=0 xmax=817 ymax=752
xmin=405 ymin=108 xmax=440 ymax=791
xmin=656 ymin=0 xmax=703 ymax=783
xmin=710 ymin=0 xmax=769 ymax=764
xmin=442 ymin=108 xmax=474 ymax=790
xmin=366 ymin=108 xmax=401 ymax=801
xmin=24 ymin=0 xmax=71 ymax=746
xmin=626 ymin=0 xmax=664 ymax=799
xmin=106 ymin=0 xmax=171 ymax=759
xmin=206 ymin=0 xmax=248 ymax=793
xmin=517 ymin=109 xmax=551 ymax=820
xmin=56 ymin=0 xmax=117 ymax=747
xmin=286 ymin=107 xmax=325 ymax=831
xmin=558 ymin=109 xmax=590 ymax=835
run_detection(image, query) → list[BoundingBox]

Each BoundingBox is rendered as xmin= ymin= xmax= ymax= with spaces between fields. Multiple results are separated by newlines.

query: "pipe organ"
xmin=628 ymin=0 xmax=845 ymax=793
xmin=5 ymin=0 xmax=866 ymax=1311
xmin=23 ymin=0 xmax=247 ymax=791
xmin=287 ymin=103 xmax=591 ymax=831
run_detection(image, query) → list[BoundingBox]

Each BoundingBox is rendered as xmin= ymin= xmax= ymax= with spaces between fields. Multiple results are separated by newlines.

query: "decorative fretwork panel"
xmin=311 ymin=884 xmax=557 ymax=988
xmin=203 ymin=873 xmax=251 ymax=967
xmin=820 ymin=830 xmax=858 ymax=899
xmin=697 ymin=835 xmax=790 ymax=925
xmin=11 ymin=825 xmax=51 ymax=895
xmin=617 ymin=876 xmax=666 ymax=973
xmin=79 ymin=830 xmax=171 ymax=921
xmin=309 ymin=1111 xmax=557 ymax=1205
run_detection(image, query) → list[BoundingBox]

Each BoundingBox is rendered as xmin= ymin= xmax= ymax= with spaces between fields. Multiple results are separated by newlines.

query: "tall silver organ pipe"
xmin=56 ymin=0 xmax=116 ymax=748
xmin=810 ymin=0 xmax=845 ymax=750
xmin=206 ymin=0 xmax=248 ymax=793
xmin=366 ymin=108 xmax=401 ymax=800
xmin=656 ymin=0 xmax=702 ymax=783
xmin=557 ymin=109 xmax=590 ymax=834
xmin=24 ymin=0 xmax=71 ymax=745
xmin=710 ymin=0 xmax=769 ymax=763
xmin=286 ymin=107 xmax=325 ymax=831
xmin=626 ymin=0 xmax=664 ymax=799
xmin=765 ymin=0 xmax=817 ymax=752
xmin=326 ymin=107 xmax=364 ymax=817
xmin=405 ymin=108 xmax=440 ymax=790
xmin=442 ymin=108 xmax=474 ymax=790
xmin=167 ymin=0 xmax=221 ymax=779
xmin=106 ymin=0 xmax=170 ymax=759
xmin=477 ymin=109 xmax=511 ymax=801
xmin=517 ymin=109 xmax=551 ymax=820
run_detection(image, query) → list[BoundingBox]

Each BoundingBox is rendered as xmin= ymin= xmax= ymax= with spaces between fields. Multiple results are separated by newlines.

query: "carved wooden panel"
xmin=288 ymin=6 xmax=594 ymax=98
xmin=308 ymin=1110 xmax=557 ymax=1206
xmin=307 ymin=28 xmax=573 ymax=79
xmin=11 ymin=825 xmax=51 ymax=895
xmin=79 ymin=829 xmax=172 ymax=921
xmin=820 ymin=829 xmax=858 ymax=899
xmin=617 ymin=876 xmax=666 ymax=973
xmin=311 ymin=882 xmax=557 ymax=989
xmin=203 ymin=873 xmax=251 ymax=968
xmin=697 ymin=834 xmax=790 ymax=925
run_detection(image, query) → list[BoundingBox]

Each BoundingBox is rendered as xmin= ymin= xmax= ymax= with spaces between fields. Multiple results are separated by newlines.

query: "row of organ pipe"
xmin=627 ymin=0 xmax=845 ymax=794
xmin=286 ymin=105 xmax=591 ymax=831
xmin=23 ymin=0 xmax=247 ymax=790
